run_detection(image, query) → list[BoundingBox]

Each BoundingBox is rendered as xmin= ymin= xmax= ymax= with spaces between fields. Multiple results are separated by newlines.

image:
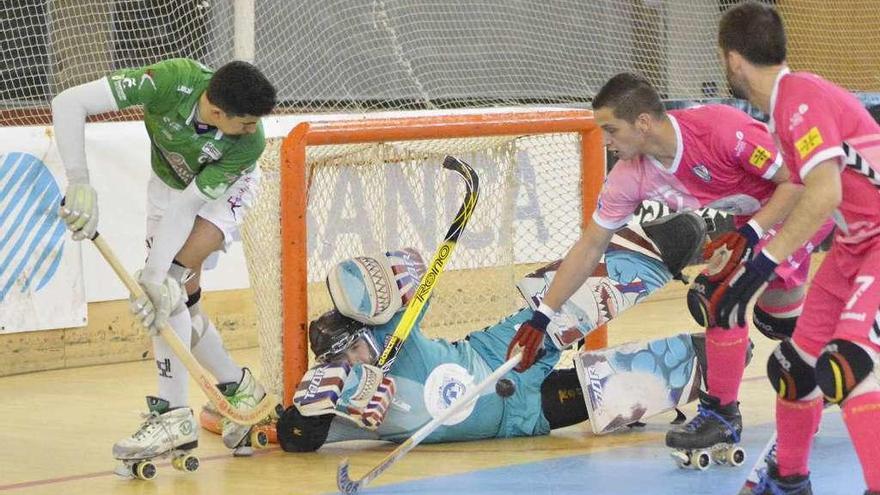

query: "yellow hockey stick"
xmin=376 ymin=155 xmax=479 ymax=372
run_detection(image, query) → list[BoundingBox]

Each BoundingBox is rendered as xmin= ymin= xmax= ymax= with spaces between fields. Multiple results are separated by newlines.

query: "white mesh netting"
xmin=4 ymin=1 xmax=880 ymax=125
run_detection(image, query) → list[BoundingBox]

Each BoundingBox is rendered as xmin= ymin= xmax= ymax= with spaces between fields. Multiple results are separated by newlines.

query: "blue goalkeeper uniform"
xmin=325 ymin=308 xmax=561 ymax=444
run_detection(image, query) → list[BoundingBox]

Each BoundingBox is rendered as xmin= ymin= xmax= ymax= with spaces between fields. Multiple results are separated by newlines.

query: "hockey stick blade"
xmin=336 ymin=353 xmax=522 ymax=493
xmin=337 ymin=459 xmax=359 ymax=495
xmin=90 ymin=232 xmax=280 ymax=425
xmin=377 ymin=156 xmax=479 ymax=372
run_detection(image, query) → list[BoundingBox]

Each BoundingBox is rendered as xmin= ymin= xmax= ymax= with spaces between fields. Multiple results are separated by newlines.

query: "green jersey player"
xmin=51 ymin=58 xmax=277 ymax=470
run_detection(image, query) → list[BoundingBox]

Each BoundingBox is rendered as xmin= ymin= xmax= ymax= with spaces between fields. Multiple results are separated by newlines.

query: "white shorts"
xmin=146 ymin=168 xmax=261 ymax=270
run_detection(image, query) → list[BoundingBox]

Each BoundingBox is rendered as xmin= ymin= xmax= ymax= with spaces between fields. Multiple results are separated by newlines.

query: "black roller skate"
xmin=747 ymin=460 xmax=812 ymax=494
xmin=666 ymin=391 xmax=745 ymax=470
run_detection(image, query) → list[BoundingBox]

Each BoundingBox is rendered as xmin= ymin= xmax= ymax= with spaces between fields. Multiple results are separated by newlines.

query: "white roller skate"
xmin=113 ymin=396 xmax=199 ymax=480
xmin=217 ymin=367 xmax=272 ymax=456
xmin=666 ymin=392 xmax=745 ymax=470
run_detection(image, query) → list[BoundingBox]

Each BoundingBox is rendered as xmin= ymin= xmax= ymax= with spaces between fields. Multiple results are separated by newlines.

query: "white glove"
xmin=59 ymin=183 xmax=98 ymax=241
xmin=128 ymin=270 xmax=185 ymax=334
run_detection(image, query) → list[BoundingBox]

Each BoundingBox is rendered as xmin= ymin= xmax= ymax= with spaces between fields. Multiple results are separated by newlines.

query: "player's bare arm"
xmin=760 ymin=160 xmax=840 ymax=263
xmin=748 ymin=164 xmax=803 ymax=232
xmin=542 ymin=220 xmax=615 ymax=311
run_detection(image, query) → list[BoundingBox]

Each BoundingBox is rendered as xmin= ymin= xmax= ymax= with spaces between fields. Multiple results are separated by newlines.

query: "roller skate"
xmin=113 ymin=396 xmax=199 ymax=480
xmin=666 ymin=391 xmax=745 ymax=470
xmin=217 ymin=367 xmax=273 ymax=456
xmin=747 ymin=460 xmax=812 ymax=494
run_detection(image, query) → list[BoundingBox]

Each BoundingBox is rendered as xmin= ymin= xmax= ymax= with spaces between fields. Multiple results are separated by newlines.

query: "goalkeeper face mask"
xmin=316 ymin=327 xmax=381 ymax=366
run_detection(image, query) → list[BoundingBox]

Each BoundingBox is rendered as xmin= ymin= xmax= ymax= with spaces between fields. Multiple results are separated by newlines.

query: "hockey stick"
xmin=337 ymin=352 xmax=522 ymax=494
xmin=90 ymin=233 xmax=279 ymax=425
xmin=738 ymin=432 xmax=776 ymax=493
xmin=377 ymin=156 xmax=479 ymax=372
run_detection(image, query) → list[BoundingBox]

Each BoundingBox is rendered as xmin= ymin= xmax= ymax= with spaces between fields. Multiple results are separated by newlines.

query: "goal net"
xmin=244 ymin=109 xmax=603 ymax=403
xmin=5 ymin=1 xmax=880 ymax=125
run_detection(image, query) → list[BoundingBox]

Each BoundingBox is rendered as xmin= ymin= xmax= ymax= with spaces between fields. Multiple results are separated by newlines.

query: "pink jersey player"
xmin=768 ymin=68 xmax=880 ymax=355
xmin=719 ymin=3 xmax=880 ymax=493
xmin=595 ymin=104 xmax=829 ymax=295
xmin=505 ymin=72 xmax=830 ymax=469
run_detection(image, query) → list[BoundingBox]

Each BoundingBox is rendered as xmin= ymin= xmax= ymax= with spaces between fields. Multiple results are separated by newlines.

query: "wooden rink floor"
xmin=0 ymin=283 xmax=863 ymax=495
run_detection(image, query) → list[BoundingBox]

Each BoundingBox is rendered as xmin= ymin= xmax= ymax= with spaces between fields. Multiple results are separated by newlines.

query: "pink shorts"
xmin=793 ymin=236 xmax=880 ymax=357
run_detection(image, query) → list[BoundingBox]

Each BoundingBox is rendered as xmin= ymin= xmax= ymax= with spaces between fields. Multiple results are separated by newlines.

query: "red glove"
xmin=702 ymin=221 xmax=762 ymax=282
xmin=711 ymin=251 xmax=778 ymax=329
xmin=507 ymin=307 xmax=551 ymax=372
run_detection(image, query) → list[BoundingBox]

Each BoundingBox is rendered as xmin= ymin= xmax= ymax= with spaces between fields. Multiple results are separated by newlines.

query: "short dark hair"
xmin=592 ymin=72 xmax=665 ymax=123
xmin=719 ymin=1 xmax=786 ymax=66
xmin=206 ymin=60 xmax=277 ymax=117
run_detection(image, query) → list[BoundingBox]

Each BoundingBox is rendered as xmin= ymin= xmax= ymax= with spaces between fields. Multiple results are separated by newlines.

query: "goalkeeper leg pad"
xmin=642 ymin=211 xmax=707 ymax=278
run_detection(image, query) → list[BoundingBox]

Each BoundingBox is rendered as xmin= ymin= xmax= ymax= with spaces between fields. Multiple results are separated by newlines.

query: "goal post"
xmin=247 ymin=108 xmax=606 ymax=406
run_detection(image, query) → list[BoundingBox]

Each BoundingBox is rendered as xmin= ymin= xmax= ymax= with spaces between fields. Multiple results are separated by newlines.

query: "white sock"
xmin=152 ymin=309 xmax=193 ymax=409
xmin=190 ymin=308 xmax=241 ymax=385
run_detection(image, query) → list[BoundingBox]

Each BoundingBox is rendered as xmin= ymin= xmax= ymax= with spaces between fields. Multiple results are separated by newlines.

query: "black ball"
xmin=495 ymin=378 xmax=516 ymax=398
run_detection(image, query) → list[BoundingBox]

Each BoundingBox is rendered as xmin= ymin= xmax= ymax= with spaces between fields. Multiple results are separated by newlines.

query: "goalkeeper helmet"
xmin=309 ymin=310 xmax=380 ymax=365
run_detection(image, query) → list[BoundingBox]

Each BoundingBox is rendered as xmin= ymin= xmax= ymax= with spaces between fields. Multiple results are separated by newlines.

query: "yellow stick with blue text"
xmin=376 ymin=155 xmax=479 ymax=373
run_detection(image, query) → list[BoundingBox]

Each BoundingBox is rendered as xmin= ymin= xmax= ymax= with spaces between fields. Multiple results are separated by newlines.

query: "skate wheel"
xmin=692 ymin=450 xmax=711 ymax=471
xmin=728 ymin=446 xmax=746 ymax=467
xmin=251 ymin=428 xmax=269 ymax=449
xmin=233 ymin=445 xmax=254 ymax=457
xmin=134 ymin=461 xmax=157 ymax=480
xmin=670 ymin=450 xmax=690 ymax=468
xmin=172 ymin=454 xmax=200 ymax=472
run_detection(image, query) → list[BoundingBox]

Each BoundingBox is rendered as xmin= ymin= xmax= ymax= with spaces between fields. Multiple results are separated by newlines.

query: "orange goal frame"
xmin=277 ymin=109 xmax=606 ymax=406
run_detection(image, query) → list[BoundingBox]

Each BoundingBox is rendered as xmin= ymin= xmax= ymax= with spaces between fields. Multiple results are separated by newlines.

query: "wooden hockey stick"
xmin=91 ymin=233 xmax=279 ymax=425
xmin=377 ymin=155 xmax=479 ymax=372
xmin=336 ymin=353 xmax=522 ymax=494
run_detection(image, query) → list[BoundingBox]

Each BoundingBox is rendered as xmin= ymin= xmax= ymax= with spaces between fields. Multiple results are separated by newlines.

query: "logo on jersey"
xmin=109 ymin=74 xmax=134 ymax=102
xmin=423 ymin=363 xmax=476 ymax=426
xmin=734 ymin=131 xmax=746 ymax=156
xmin=139 ymin=71 xmax=155 ymax=90
xmin=156 ymin=144 xmax=195 ymax=183
xmin=749 ymin=146 xmax=772 ymax=169
xmin=198 ymin=142 xmax=222 ymax=164
xmin=795 ymin=127 xmax=824 ymax=159
xmin=692 ymin=164 xmax=711 ymax=182
xmin=788 ymin=103 xmax=809 ymax=131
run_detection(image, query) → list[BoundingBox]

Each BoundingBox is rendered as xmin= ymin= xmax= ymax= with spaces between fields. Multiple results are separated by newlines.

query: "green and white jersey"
xmin=106 ymin=58 xmax=265 ymax=200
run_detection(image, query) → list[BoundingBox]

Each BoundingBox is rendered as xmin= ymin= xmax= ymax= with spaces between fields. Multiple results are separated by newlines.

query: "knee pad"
xmin=687 ymin=273 xmax=720 ymax=327
xmin=642 ymin=211 xmax=707 ymax=278
xmin=767 ymin=340 xmax=818 ymax=401
xmin=186 ymin=287 xmax=202 ymax=309
xmin=815 ymin=339 xmax=878 ymax=404
xmin=169 ymin=259 xmax=195 ymax=285
xmin=541 ymin=368 xmax=588 ymax=429
xmin=752 ymin=305 xmax=797 ymax=341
